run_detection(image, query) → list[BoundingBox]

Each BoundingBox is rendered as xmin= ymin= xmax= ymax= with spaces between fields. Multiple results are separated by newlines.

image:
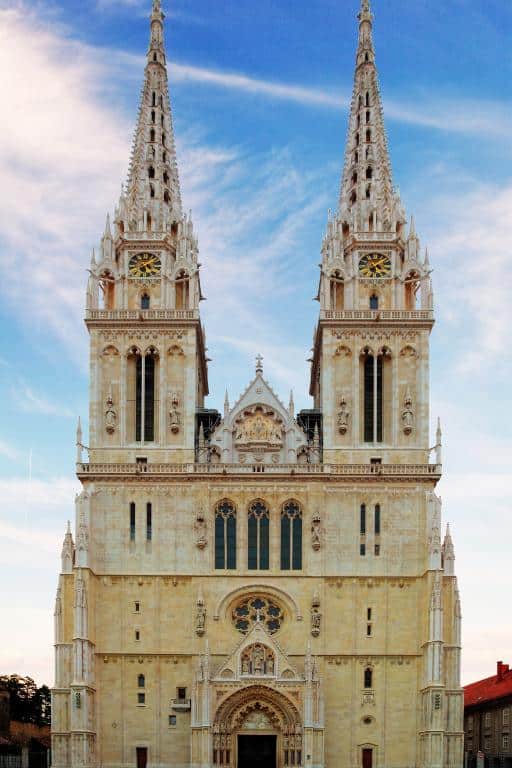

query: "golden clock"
xmin=359 ymin=253 xmax=392 ymax=278
xmin=129 ymin=253 xmax=162 ymax=278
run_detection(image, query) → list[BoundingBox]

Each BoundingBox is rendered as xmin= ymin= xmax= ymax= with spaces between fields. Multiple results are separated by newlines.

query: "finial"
xmin=67 ymin=520 xmax=71 ymax=534
xmin=289 ymin=390 xmax=295 ymax=417
xmin=409 ymin=215 xmax=416 ymax=239
xmin=90 ymin=249 xmax=96 ymax=268
xmin=224 ymin=389 xmax=230 ymax=415
xmin=255 ymin=354 xmax=263 ymax=375
xmin=104 ymin=213 xmax=112 ymax=238
xmin=424 ymin=247 xmax=430 ymax=266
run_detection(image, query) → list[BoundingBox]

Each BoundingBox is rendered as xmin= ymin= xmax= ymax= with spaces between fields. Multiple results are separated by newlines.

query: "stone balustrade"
xmin=85 ymin=309 xmax=198 ymax=321
xmin=320 ymin=309 xmax=434 ymax=322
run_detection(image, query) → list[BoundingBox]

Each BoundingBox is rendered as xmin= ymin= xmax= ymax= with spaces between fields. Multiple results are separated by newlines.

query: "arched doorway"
xmin=213 ymin=685 xmax=302 ymax=768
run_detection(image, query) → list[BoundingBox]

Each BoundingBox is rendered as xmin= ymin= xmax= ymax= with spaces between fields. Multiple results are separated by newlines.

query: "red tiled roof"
xmin=465 ymin=662 xmax=512 ymax=708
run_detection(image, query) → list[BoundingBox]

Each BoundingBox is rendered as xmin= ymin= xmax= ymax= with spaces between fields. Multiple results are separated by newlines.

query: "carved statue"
xmin=169 ymin=392 xmax=181 ymax=434
xmin=267 ymin=654 xmax=275 ymax=675
xmin=253 ymin=646 xmax=264 ymax=675
xmin=337 ymin=396 xmax=350 ymax=435
xmin=105 ymin=392 xmax=117 ymax=434
xmin=311 ymin=515 xmax=321 ymax=551
xmin=195 ymin=512 xmax=207 ymax=550
xmin=241 ymin=656 xmax=250 ymax=674
xmin=311 ymin=593 xmax=321 ymax=638
xmin=401 ymin=390 xmax=414 ymax=435
xmin=195 ymin=596 xmax=206 ymax=637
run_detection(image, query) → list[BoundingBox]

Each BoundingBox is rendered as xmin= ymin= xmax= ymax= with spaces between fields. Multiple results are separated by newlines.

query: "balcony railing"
xmin=171 ymin=698 xmax=191 ymax=711
xmin=77 ymin=462 xmax=441 ymax=478
xmin=320 ymin=309 xmax=434 ymax=322
xmin=85 ymin=309 xmax=199 ymax=321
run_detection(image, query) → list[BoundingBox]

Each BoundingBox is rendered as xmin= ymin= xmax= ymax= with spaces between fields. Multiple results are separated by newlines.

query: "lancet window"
xmin=215 ymin=500 xmax=237 ymax=570
xmin=248 ymin=501 xmax=270 ymax=570
xmin=128 ymin=347 xmax=159 ymax=443
xmin=280 ymin=501 xmax=302 ymax=571
xmin=361 ymin=348 xmax=391 ymax=443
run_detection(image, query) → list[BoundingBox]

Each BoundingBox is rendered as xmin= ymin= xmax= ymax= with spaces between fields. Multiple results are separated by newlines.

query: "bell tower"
xmin=84 ymin=0 xmax=208 ymax=464
xmin=311 ymin=0 xmax=434 ymax=464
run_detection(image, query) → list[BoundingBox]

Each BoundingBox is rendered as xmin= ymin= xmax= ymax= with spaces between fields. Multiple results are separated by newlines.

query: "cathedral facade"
xmin=51 ymin=2 xmax=464 ymax=767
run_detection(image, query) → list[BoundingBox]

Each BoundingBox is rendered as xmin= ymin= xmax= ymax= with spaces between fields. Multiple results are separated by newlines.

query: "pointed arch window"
xmin=366 ymin=129 xmax=372 ymax=143
xmin=133 ymin=347 xmax=158 ymax=443
xmin=215 ymin=500 xmax=237 ymax=570
xmin=370 ymin=294 xmax=378 ymax=310
xmin=248 ymin=501 xmax=270 ymax=570
xmin=366 ymin=110 xmax=371 ymax=123
xmin=362 ymin=348 xmax=390 ymax=443
xmin=150 ymin=128 xmax=156 ymax=142
xmin=280 ymin=501 xmax=302 ymax=570
xmin=141 ymin=293 xmax=150 ymax=310
xmin=366 ymin=166 xmax=373 ymax=180
xmin=365 ymin=91 xmax=370 ymax=107
xmin=164 ymin=190 xmax=170 ymax=204
xmin=364 ymin=668 xmax=373 ymax=689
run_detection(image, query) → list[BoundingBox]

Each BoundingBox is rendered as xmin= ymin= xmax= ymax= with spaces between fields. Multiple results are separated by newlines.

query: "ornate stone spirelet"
xmin=311 ymin=515 xmax=322 ymax=551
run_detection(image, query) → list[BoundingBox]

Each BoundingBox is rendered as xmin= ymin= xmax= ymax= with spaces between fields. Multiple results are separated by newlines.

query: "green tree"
xmin=0 ymin=675 xmax=51 ymax=726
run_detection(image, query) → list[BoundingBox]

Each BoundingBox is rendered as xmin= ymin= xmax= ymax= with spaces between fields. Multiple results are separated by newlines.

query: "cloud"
xmin=15 ymin=382 xmax=74 ymax=419
xmin=0 ymin=440 xmax=22 ymax=461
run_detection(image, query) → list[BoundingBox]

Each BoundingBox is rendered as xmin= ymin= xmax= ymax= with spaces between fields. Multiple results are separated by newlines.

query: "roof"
xmin=465 ymin=662 xmax=512 ymax=709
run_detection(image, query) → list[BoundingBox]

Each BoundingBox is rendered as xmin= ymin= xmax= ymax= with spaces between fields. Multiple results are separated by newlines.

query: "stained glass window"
xmin=281 ymin=501 xmax=302 ymax=571
xmin=232 ymin=596 xmax=284 ymax=635
xmin=215 ymin=500 xmax=236 ymax=570
xmin=248 ymin=501 xmax=270 ymax=570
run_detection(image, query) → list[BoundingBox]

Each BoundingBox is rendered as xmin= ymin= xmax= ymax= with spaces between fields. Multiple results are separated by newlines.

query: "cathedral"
xmin=51 ymin=1 xmax=464 ymax=767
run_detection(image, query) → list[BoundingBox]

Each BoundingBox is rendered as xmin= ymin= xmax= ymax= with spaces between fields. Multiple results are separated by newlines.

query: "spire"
xmin=442 ymin=524 xmax=455 ymax=576
xmin=123 ymin=0 xmax=182 ymax=233
xmin=338 ymin=0 xmax=403 ymax=234
xmin=436 ymin=418 xmax=443 ymax=465
xmin=224 ymin=389 xmax=230 ymax=417
xmin=76 ymin=417 xmax=83 ymax=463
xmin=61 ymin=521 xmax=74 ymax=574
xmin=289 ymin=390 xmax=295 ymax=417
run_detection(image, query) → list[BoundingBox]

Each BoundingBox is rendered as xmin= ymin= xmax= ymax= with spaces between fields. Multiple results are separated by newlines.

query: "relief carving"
xmin=169 ymin=392 xmax=181 ymax=433
xmin=105 ymin=390 xmax=117 ymax=434
xmin=337 ymin=396 xmax=350 ymax=435
xmin=401 ymin=389 xmax=414 ymax=435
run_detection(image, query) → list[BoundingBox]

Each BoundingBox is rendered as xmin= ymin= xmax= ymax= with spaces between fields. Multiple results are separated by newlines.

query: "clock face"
xmin=129 ymin=253 xmax=162 ymax=278
xmin=359 ymin=253 xmax=392 ymax=278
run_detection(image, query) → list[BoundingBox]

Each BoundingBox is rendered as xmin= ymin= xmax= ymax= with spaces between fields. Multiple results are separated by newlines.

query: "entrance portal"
xmin=238 ymin=735 xmax=277 ymax=768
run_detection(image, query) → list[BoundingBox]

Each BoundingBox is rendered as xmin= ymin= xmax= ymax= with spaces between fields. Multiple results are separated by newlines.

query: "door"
xmin=238 ymin=735 xmax=277 ymax=768
xmin=362 ymin=748 xmax=373 ymax=768
xmin=136 ymin=747 xmax=148 ymax=768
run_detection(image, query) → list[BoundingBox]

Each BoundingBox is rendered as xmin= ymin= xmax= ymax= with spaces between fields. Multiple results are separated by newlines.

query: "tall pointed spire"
xmin=122 ymin=0 xmax=182 ymax=234
xmin=338 ymin=0 xmax=404 ymax=233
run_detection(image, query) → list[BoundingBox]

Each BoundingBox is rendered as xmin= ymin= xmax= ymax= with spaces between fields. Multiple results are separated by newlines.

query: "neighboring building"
xmin=51 ymin=1 xmax=464 ymax=767
xmin=464 ymin=662 xmax=512 ymax=768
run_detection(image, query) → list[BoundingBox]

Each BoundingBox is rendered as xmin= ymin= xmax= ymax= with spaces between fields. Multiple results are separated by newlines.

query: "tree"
xmin=0 ymin=675 xmax=51 ymax=726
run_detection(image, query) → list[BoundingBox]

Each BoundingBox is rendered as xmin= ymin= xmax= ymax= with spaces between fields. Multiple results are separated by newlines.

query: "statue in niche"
xmin=195 ymin=596 xmax=206 ymax=637
xmin=195 ymin=511 xmax=207 ymax=550
xmin=401 ymin=390 xmax=414 ymax=435
xmin=253 ymin=646 xmax=264 ymax=675
xmin=169 ymin=392 xmax=181 ymax=434
xmin=105 ymin=391 xmax=117 ymax=434
xmin=241 ymin=656 xmax=250 ymax=675
xmin=267 ymin=654 xmax=275 ymax=675
xmin=311 ymin=593 xmax=321 ymax=638
xmin=337 ymin=397 xmax=350 ymax=435
xmin=311 ymin=515 xmax=322 ymax=551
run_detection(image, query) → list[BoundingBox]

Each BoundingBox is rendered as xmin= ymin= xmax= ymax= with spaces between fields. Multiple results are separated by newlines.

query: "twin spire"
xmin=339 ymin=0 xmax=404 ymax=234
xmin=119 ymin=0 xmax=182 ymax=233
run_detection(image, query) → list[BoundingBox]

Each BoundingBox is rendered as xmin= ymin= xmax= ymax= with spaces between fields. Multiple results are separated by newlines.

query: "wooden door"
xmin=136 ymin=747 xmax=148 ymax=768
xmin=362 ymin=748 xmax=373 ymax=768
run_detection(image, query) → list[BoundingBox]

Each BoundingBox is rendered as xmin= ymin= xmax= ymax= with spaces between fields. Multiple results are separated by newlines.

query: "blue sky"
xmin=0 ymin=0 xmax=511 ymax=685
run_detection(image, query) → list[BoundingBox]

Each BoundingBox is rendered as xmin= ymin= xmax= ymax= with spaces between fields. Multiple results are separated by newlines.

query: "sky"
xmin=0 ymin=0 xmax=511 ymax=688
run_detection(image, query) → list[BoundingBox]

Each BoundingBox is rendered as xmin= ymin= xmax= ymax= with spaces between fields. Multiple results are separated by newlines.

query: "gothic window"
xmin=163 ymin=171 xmax=169 ymax=185
xmin=130 ymin=502 xmax=136 ymax=541
xmin=175 ymin=270 xmax=189 ymax=309
xmin=163 ymin=151 xmax=167 ymax=163
xmin=232 ymin=596 xmax=284 ymax=634
xmin=355 ymin=133 xmax=360 ymax=146
xmin=374 ymin=504 xmax=381 ymax=535
xmin=134 ymin=348 xmax=158 ymax=442
xmin=164 ymin=190 xmax=170 ymax=204
xmin=138 ymin=674 xmax=145 ymax=688
xmin=362 ymin=349 xmax=387 ymax=443
xmin=148 ymin=166 xmax=155 ymax=179
xmin=365 ymin=91 xmax=370 ymax=107
xmin=360 ymin=504 xmax=366 ymax=535
xmin=350 ymin=190 xmax=357 ymax=205
xmin=370 ymin=294 xmax=378 ymax=310
xmin=146 ymin=503 xmax=152 ymax=541
xmin=366 ymin=110 xmax=371 ymax=123
xmin=150 ymin=128 xmax=156 ymax=142
xmin=141 ymin=293 xmax=150 ymax=310
xmin=366 ymin=185 xmax=371 ymax=199
xmin=151 ymin=110 xmax=156 ymax=124
xmin=360 ymin=542 xmax=366 ymax=556
xmin=354 ymin=151 xmax=359 ymax=163
xmin=364 ymin=668 xmax=373 ymax=688
xmin=352 ymin=171 xmax=358 ymax=185
xmin=215 ymin=500 xmax=237 ymax=570
xmin=161 ymin=114 xmax=164 ymax=127
xmin=138 ymin=693 xmax=145 ymax=705
xmin=162 ymin=132 xmax=166 ymax=146
xmin=330 ymin=271 xmax=344 ymax=311
xmin=366 ymin=129 xmax=371 ymax=142
xmin=366 ymin=166 xmax=373 ymax=179
xmin=280 ymin=501 xmax=302 ymax=571
xmin=150 ymin=184 xmax=155 ymax=198
xmin=152 ymin=92 xmax=156 ymax=107
xmin=248 ymin=501 xmax=270 ymax=570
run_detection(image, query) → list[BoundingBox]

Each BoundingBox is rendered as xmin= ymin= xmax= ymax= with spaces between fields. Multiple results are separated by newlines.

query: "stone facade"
xmin=51 ymin=1 xmax=464 ymax=767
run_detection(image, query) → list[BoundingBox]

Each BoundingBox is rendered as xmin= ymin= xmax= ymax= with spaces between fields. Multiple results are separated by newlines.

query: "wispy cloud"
xmin=16 ymin=382 xmax=74 ymax=419
xmin=0 ymin=440 xmax=22 ymax=461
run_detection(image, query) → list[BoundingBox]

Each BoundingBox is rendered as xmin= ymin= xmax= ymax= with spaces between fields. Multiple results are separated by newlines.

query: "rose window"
xmin=232 ymin=596 xmax=284 ymax=635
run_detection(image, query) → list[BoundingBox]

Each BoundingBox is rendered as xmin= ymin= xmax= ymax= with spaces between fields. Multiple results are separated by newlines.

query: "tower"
xmin=52 ymin=3 xmax=463 ymax=768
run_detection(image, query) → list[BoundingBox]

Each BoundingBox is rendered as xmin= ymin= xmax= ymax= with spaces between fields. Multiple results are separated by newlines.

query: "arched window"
xmin=366 ymin=129 xmax=372 ymax=143
xmin=330 ymin=271 xmax=344 ymax=311
xmin=354 ymin=151 xmax=359 ymax=164
xmin=134 ymin=348 xmax=158 ymax=442
xmin=361 ymin=348 xmax=389 ymax=443
xmin=248 ymin=501 xmax=270 ymax=570
xmin=162 ymin=132 xmax=166 ymax=146
xmin=138 ymin=674 xmax=145 ymax=688
xmin=366 ymin=185 xmax=371 ymax=200
xmin=352 ymin=171 xmax=358 ymax=185
xmin=163 ymin=190 xmax=170 ymax=204
xmin=357 ymin=114 xmax=361 ymax=128
xmin=150 ymin=184 xmax=155 ymax=198
xmin=175 ymin=270 xmax=189 ymax=309
xmin=152 ymin=92 xmax=156 ymax=107
xmin=280 ymin=501 xmax=302 ymax=570
xmin=150 ymin=128 xmax=156 ymax=142
xmin=163 ymin=151 xmax=167 ymax=163
xmin=355 ymin=133 xmax=360 ymax=147
xmin=366 ymin=110 xmax=371 ymax=124
xmin=374 ymin=504 xmax=381 ymax=535
xmin=370 ymin=294 xmax=379 ymax=310
xmin=364 ymin=668 xmax=373 ymax=689
xmin=365 ymin=91 xmax=370 ymax=107
xmin=141 ymin=293 xmax=150 ymax=310
xmin=366 ymin=166 xmax=373 ymax=179
xmin=151 ymin=110 xmax=156 ymax=124
xmin=161 ymin=114 xmax=164 ymax=127
xmin=163 ymin=171 xmax=169 ymax=185
xmin=350 ymin=190 xmax=357 ymax=205
xmin=148 ymin=166 xmax=155 ymax=179
xmin=215 ymin=500 xmax=237 ymax=570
